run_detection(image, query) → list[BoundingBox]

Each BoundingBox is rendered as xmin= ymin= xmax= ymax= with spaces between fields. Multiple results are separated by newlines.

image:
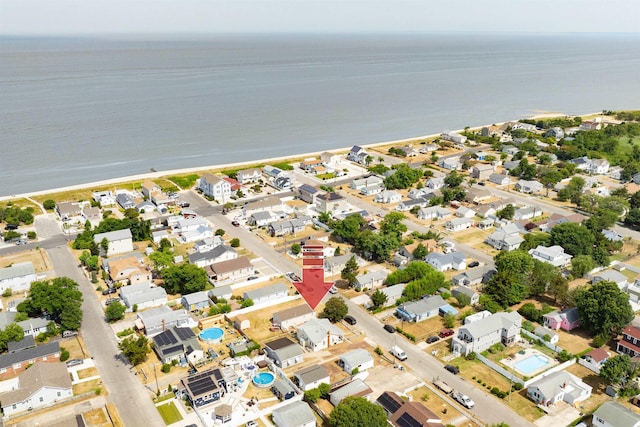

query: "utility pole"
xmin=153 ymin=363 xmax=159 ymax=394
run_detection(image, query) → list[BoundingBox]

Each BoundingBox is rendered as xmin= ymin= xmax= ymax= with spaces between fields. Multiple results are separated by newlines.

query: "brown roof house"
xmin=377 ymin=391 xmax=444 ymax=426
xmin=208 ymin=256 xmax=254 ymax=283
xmin=0 ymin=340 xmax=61 ymax=381
xmin=272 ymin=305 xmax=315 ymax=330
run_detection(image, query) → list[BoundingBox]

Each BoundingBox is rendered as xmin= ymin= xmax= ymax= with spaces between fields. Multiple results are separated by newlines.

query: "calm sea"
xmin=1 ymin=33 xmax=639 ymax=196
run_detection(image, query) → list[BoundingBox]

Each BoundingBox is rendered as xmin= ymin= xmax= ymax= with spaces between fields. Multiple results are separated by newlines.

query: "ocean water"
xmin=1 ymin=33 xmax=639 ymax=196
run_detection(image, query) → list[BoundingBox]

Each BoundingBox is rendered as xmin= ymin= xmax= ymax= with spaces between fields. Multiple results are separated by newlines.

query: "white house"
xmin=120 ymin=283 xmax=168 ymax=310
xmin=296 ymin=318 xmax=344 ymax=352
xmin=425 ymin=252 xmax=466 ymax=272
xmin=396 ymin=295 xmax=449 ymax=322
xmin=579 ymin=348 xmax=611 ymax=374
xmin=243 ymin=283 xmax=289 ymax=305
xmin=470 ymin=163 xmax=494 ymax=180
xmin=338 ymin=349 xmax=374 ymax=373
xmin=374 ymin=190 xmax=402 ymax=204
xmin=441 ymin=131 xmax=467 ymax=144
xmin=527 ymin=371 xmax=592 ymax=407
xmin=264 ymin=337 xmax=304 ymax=368
xmin=321 ymin=151 xmax=342 ymax=166
xmin=451 ymin=312 xmax=522 ymax=356
xmin=452 ymin=266 xmax=496 ymax=287
xmin=198 ymin=173 xmax=232 ymax=201
xmin=273 ymin=305 xmax=315 ymax=330
xmin=485 ymin=223 xmax=524 ymax=253
xmin=329 ymin=379 xmax=373 ymax=407
xmin=0 ymin=362 xmax=72 ymax=417
xmin=592 ymin=401 xmax=640 ymax=427
xmin=589 ymin=158 xmax=610 ymax=175
xmin=426 ymin=177 xmax=445 ymax=190
xmin=533 ymin=325 xmax=559 ymax=344
xmin=347 ymin=145 xmax=369 ymax=165
xmin=444 ymin=218 xmax=474 ymax=232
xmin=93 ymin=228 xmax=133 ymax=256
xmin=438 ymin=157 xmax=461 ymax=170
xmin=515 ymin=180 xmax=544 ymax=194
xmin=294 ymin=365 xmax=330 ymax=392
xmin=455 ymin=206 xmax=475 ymax=218
xmin=0 ymin=262 xmax=36 ymax=294
xmin=236 ymin=168 xmax=262 ymax=185
xmin=451 ymin=286 xmax=479 ymax=305
xmin=355 ymin=270 xmax=387 ymax=290
xmin=529 ymin=245 xmax=572 ymax=267
xmin=513 ymin=207 xmax=542 ymax=221
xmin=272 ymin=400 xmax=316 ymax=427
xmin=417 ymin=206 xmax=452 ymax=221
xmin=351 ymin=176 xmax=384 ymax=194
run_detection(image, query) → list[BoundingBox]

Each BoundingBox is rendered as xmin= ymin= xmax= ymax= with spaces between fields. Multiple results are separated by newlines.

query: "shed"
xmin=233 ymin=315 xmax=250 ymax=331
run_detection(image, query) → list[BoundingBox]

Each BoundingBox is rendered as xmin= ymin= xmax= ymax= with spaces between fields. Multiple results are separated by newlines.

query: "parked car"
xmin=66 ymin=359 xmax=83 ymax=368
xmin=232 ymin=221 xmax=240 ymax=227
xmin=344 ymin=315 xmax=357 ymax=325
xmin=247 ymin=276 xmax=258 ymax=281
xmin=285 ymin=272 xmax=301 ymax=282
xmin=439 ymin=329 xmax=454 ymax=338
xmin=444 ymin=364 xmax=460 ymax=375
xmin=15 ymin=239 xmax=27 ymax=245
xmin=329 ymin=285 xmax=338 ymax=294
xmin=426 ymin=336 xmax=440 ymax=344
xmin=4 ymin=224 xmax=18 ymax=231
xmin=62 ymin=330 xmax=78 ymax=338
xmin=454 ymin=392 xmax=474 ymax=408
xmin=102 ymin=287 xmax=118 ymax=295
xmin=246 ymin=421 xmax=258 ymax=427
xmin=105 ymin=298 xmax=120 ymax=306
xmin=178 ymin=201 xmax=190 ymax=207
xmin=468 ymin=261 xmax=480 ymax=268
xmin=383 ymin=324 xmax=396 ymax=333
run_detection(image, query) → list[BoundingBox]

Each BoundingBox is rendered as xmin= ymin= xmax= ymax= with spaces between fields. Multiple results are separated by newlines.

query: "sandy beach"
xmin=0 ymin=112 xmax=596 ymax=203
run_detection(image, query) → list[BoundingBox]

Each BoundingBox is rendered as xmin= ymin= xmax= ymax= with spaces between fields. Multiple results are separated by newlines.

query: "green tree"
xmin=100 ymin=237 xmax=109 ymax=255
xmin=105 ymin=301 xmax=127 ymax=323
xmin=571 ymin=255 xmax=596 ymax=278
xmin=443 ymin=313 xmax=456 ymax=328
xmin=290 ymin=243 xmax=301 ymax=255
xmin=17 ymin=277 xmax=83 ymax=331
xmin=444 ymin=170 xmax=464 ymax=188
xmin=495 ymin=250 xmax=534 ymax=280
xmin=215 ymin=228 xmax=226 ymax=236
xmin=600 ymin=354 xmax=633 ymax=384
xmin=520 ymin=232 xmax=551 ymax=252
xmin=548 ymin=274 xmax=569 ymax=304
xmin=575 ymin=281 xmax=634 ymax=337
xmin=496 ymin=204 xmax=515 ymax=220
xmin=370 ymin=290 xmax=388 ymax=308
xmin=379 ymin=212 xmax=407 ymax=239
xmin=383 ymin=164 xmax=422 ymax=190
xmin=43 ymin=199 xmax=56 ymax=210
xmin=149 ymin=250 xmax=174 ymax=271
xmin=118 ymin=335 xmax=150 ymax=366
xmin=550 ymin=222 xmax=595 ymax=257
xmin=484 ymin=271 xmax=528 ymax=307
xmin=329 ymin=396 xmax=388 ymax=427
xmin=241 ymin=299 xmax=254 ymax=308
xmin=158 ymin=237 xmax=172 ymax=252
xmin=161 ymin=263 xmax=209 ymax=294
xmin=528 ymin=261 xmax=560 ymax=296
xmin=230 ymin=238 xmax=240 ymax=248
xmin=320 ymin=297 xmax=348 ymax=323
xmin=412 ymin=243 xmax=428 ymax=260
xmin=341 ymin=256 xmax=359 ymax=287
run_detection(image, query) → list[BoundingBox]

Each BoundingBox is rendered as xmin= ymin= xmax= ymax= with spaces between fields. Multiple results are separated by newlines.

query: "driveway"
xmin=534 ymin=403 xmax=580 ymax=427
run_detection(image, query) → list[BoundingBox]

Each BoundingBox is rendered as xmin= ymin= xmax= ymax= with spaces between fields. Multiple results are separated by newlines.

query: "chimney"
xmin=162 ymin=318 xmax=166 ymax=332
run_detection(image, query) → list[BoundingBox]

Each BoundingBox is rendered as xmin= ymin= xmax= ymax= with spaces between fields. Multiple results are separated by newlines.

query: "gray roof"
xmin=8 ymin=335 xmax=36 ymax=353
xmin=330 ymin=379 xmax=372 ymax=404
xmin=453 ymin=266 xmax=495 ymax=283
xmin=593 ymin=401 xmax=640 ymax=427
xmin=355 ymin=270 xmax=387 ymax=287
xmin=402 ymin=295 xmax=447 ymax=316
xmin=152 ymin=327 xmax=201 ymax=358
xmin=272 ymin=379 xmax=295 ymax=397
xmin=208 ymin=285 xmax=232 ymax=299
xmin=181 ymin=291 xmax=210 ymax=305
xmin=295 ymin=365 xmax=329 ymax=384
xmin=425 ymin=251 xmax=466 ymax=266
xmin=137 ymin=306 xmax=191 ymax=331
xmin=272 ymin=400 xmax=316 ymax=427
xmin=529 ymin=371 xmax=588 ymax=399
xmin=0 ymin=362 xmax=71 ymax=406
xmin=534 ymin=325 xmax=558 ymax=339
xmin=0 ymin=312 xmax=18 ymax=329
xmin=462 ymin=311 xmax=521 ymax=339
xmin=250 ymin=211 xmax=273 ymax=221
xmin=297 ymin=318 xmax=343 ymax=344
xmin=265 ymin=337 xmax=304 ymax=361
xmin=593 ymin=270 xmax=628 ymax=284
xmin=244 ymin=283 xmax=288 ymax=301
xmin=0 ymin=262 xmax=35 ymax=282
xmin=339 ymin=348 xmax=373 ymax=367
xmin=189 ymin=245 xmax=237 ymax=264
xmin=273 ymin=304 xmax=314 ymax=322
xmin=545 ymin=307 xmax=579 ymax=323
xmin=120 ymin=283 xmax=167 ymax=306
xmin=452 ymin=286 xmax=477 ymax=299
xmin=94 ymin=228 xmax=132 ymax=243
xmin=0 ymin=341 xmax=60 ymax=369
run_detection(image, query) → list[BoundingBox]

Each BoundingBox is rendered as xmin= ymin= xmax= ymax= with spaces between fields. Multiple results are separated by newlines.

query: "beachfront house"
xmin=93 ymin=229 xmax=133 ymax=257
xmin=441 ymin=131 xmax=467 ymax=144
xmin=451 ymin=311 xmax=522 ymax=356
xmin=526 ymin=371 xmax=591 ymax=407
xmin=198 ymin=173 xmax=232 ymax=202
xmin=347 ymin=145 xmax=369 ymax=165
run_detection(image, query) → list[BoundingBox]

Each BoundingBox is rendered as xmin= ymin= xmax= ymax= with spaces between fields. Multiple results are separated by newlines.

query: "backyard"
xmin=157 ymin=401 xmax=183 ymax=425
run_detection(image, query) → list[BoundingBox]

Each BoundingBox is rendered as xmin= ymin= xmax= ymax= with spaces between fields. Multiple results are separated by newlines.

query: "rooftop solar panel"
xmin=396 ymin=413 xmax=423 ymax=427
xmin=175 ymin=327 xmax=195 ymax=341
xmin=154 ymin=329 xmax=178 ymax=347
xmin=377 ymin=392 xmax=402 ymax=413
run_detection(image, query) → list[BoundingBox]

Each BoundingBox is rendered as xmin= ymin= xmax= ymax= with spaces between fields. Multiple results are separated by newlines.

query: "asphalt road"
xmin=46 ymin=244 xmax=166 ymax=427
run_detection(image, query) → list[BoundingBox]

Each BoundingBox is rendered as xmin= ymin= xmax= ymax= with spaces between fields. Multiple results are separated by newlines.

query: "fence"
xmin=521 ymin=329 xmax=565 ymax=353
xmin=475 ymin=352 xmax=524 ymax=387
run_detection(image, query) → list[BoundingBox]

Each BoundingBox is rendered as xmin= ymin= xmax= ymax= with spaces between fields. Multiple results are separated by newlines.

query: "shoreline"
xmin=0 ymin=112 xmax=596 ymax=203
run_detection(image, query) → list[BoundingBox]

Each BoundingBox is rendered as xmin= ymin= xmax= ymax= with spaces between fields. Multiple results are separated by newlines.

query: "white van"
xmin=390 ymin=345 xmax=407 ymax=361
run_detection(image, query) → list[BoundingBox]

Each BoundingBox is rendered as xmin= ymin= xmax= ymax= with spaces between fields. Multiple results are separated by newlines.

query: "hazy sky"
xmin=2 ymin=0 xmax=639 ymax=35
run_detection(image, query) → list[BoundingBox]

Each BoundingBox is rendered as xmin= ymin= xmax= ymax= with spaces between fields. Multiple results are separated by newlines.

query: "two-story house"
xmin=198 ymin=173 xmax=232 ymax=201
xmin=529 ymin=245 xmax=572 ymax=267
xmin=451 ymin=312 xmax=522 ymax=356
xmin=617 ymin=325 xmax=640 ymax=358
xmin=543 ymin=307 xmax=580 ymax=331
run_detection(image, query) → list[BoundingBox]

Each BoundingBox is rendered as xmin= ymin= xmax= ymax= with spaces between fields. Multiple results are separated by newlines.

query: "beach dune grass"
xmin=157 ymin=402 xmax=183 ymax=425
xmin=167 ymin=174 xmax=199 ymax=189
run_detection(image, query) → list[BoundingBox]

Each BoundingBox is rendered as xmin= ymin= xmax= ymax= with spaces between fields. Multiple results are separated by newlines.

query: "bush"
xmin=489 ymin=343 xmax=504 ymax=354
xmin=60 ymin=348 xmax=70 ymax=362
xmin=557 ymin=350 xmax=573 ymax=362
xmin=161 ymin=363 xmax=171 ymax=373
xmin=230 ymin=238 xmax=240 ymax=248
xmin=593 ymin=333 xmax=608 ymax=348
xmin=374 ymin=347 xmax=383 ymax=356
xmin=304 ymin=388 xmax=321 ymax=403
xmin=43 ymin=199 xmax=57 ymax=210
xmin=2 ymin=288 xmax=12 ymax=298
xmin=27 ymin=231 xmax=36 ymax=240
xmin=491 ymin=387 xmax=500 ymax=395
xmin=465 ymin=352 xmax=476 ymax=361
xmin=513 ymin=382 xmax=523 ymax=391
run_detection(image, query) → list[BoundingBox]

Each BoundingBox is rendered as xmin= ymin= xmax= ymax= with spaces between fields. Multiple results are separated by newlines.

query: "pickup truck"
xmin=433 ymin=378 xmax=453 ymax=394
xmin=453 ymin=391 xmax=475 ymax=409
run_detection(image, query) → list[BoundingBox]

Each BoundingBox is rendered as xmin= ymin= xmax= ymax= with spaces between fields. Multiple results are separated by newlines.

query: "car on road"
xmin=468 ymin=261 xmax=480 ymax=268
xmin=444 ymin=364 xmax=460 ymax=375
xmin=439 ymin=329 xmax=454 ymax=338
xmin=426 ymin=336 xmax=440 ymax=344
xmin=246 ymin=421 xmax=258 ymax=427
xmin=453 ymin=392 xmax=475 ymax=408
xmin=66 ymin=359 xmax=83 ymax=368
xmin=247 ymin=276 xmax=258 ymax=281
xmin=178 ymin=201 xmax=190 ymax=208
xmin=232 ymin=221 xmax=240 ymax=227
xmin=102 ymin=287 xmax=118 ymax=295
xmin=15 ymin=239 xmax=27 ymax=245
xmin=285 ymin=272 xmax=301 ymax=282
xmin=344 ymin=315 xmax=357 ymax=325
xmin=383 ymin=324 xmax=396 ymax=333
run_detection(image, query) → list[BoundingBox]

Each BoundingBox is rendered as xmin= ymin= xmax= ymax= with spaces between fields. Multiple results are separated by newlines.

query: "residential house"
xmin=325 ymin=254 xmax=365 ymax=276
xmin=136 ymin=306 xmax=194 ymax=337
xmin=455 ymin=206 xmax=475 ymax=219
xmin=419 ymin=143 xmax=439 ymax=153
xmin=377 ymin=391 xmax=443 ymax=427
xmin=82 ymin=206 xmax=102 ymax=225
xmin=296 ymin=318 xmax=344 ymax=351
xmin=529 ymin=245 xmax=572 ymax=267
xmin=337 ymin=349 xmax=374 ymax=374
xmin=151 ymin=229 xmax=170 ymax=245
xmin=181 ymin=291 xmax=211 ymax=311
xmin=16 ymin=317 xmax=49 ymax=337
xmin=488 ymin=173 xmax=511 ymax=186
xmin=501 ymin=145 xmax=519 ymax=156
xmin=452 ymin=266 xmax=496 ymax=287
xmin=515 ymin=180 xmax=544 ymax=194
xmin=511 ymin=122 xmax=538 ymax=132
xmin=315 ymin=192 xmax=349 ymax=214
xmin=590 ymin=158 xmax=611 ymax=175
xmin=272 ymin=379 xmax=296 ymax=401
xmin=441 ymin=131 xmax=467 ymax=144
xmin=208 ymin=285 xmax=232 ymax=302
xmin=527 ymin=371 xmax=592 ymax=407
xmin=397 ymin=295 xmax=449 ymax=322
xmin=347 ymin=145 xmax=369 ymax=165
xmin=189 ymin=245 xmax=238 ymax=268
xmin=0 ymin=262 xmax=36 ymax=294
xmin=198 ymin=173 xmax=232 ymax=201
xmin=451 ymin=286 xmax=479 ymax=305
xmin=180 ymin=368 xmax=227 ymax=408
xmin=193 ymin=236 xmax=224 ymax=253
xmin=396 ymin=196 xmax=432 ymax=212
xmin=321 ymin=151 xmax=341 ymax=166
xmin=465 ymin=188 xmax=492 ymax=204
xmin=609 ymin=166 xmax=623 ymax=181
xmin=592 ymin=270 xmax=628 ymax=290
xmin=92 ymin=190 xmax=116 ymax=206
xmin=438 ymin=157 xmax=461 ymax=170
xmin=471 ymin=164 xmax=494 ymax=180
xmin=120 ymin=283 xmax=167 ymax=310
xmin=300 ymin=158 xmax=323 ymax=172
xmin=0 ymin=362 xmax=72 ymax=417
xmin=399 ymin=146 xmax=418 ymax=157
xmin=374 ymin=190 xmax=402 ymax=204
xmin=425 ymin=252 xmax=466 ymax=271
xmin=298 ymin=184 xmax=319 ymax=204
xmin=116 ymin=193 xmax=136 ymax=210
xmin=294 ymin=365 xmax=330 ymax=392
xmin=543 ymin=307 xmax=580 ymax=331
xmin=473 ymin=205 xmax=496 ymax=219
xmin=0 ymin=341 xmax=60 ymax=381
xmin=93 ymin=228 xmax=133 ymax=256
xmin=329 ymin=379 xmax=373 ymax=406
xmin=513 ymin=206 xmax=542 ymax=221
xmin=272 ymin=400 xmax=316 ymax=427
xmin=463 ymin=311 xmax=493 ymax=325
xmin=451 ymin=312 xmax=522 ymax=356
xmin=274 ymin=175 xmax=293 ymax=190
xmin=243 ymin=196 xmax=283 ymax=218
xmin=502 ymin=160 xmax=520 ymax=171
xmin=617 ymin=325 xmax=640 ymax=358
xmin=351 ymin=176 xmax=384 ymax=195
xmin=426 ymin=177 xmax=445 ymax=190
xmin=545 ymin=127 xmax=565 ymax=141
xmin=533 ymin=326 xmax=559 ymax=344
xmin=444 ymin=218 xmax=474 ymax=232
xmin=355 ymin=270 xmax=387 ymax=290
xmin=579 ymin=348 xmax=610 ymax=374
xmin=272 ymin=305 xmax=315 ymax=330
xmin=243 ymin=283 xmax=288 ymax=305
xmin=248 ymin=211 xmax=275 ymax=227
xmin=236 ymin=168 xmax=262 ymax=184
xmin=264 ymin=337 xmax=304 ymax=368
xmin=152 ymin=327 xmax=203 ymax=365
xmin=592 ymin=401 xmax=640 ymax=427
xmin=208 ymin=256 xmax=254 ymax=283
xmin=268 ymin=217 xmax=308 ymax=237
xmin=104 ymin=254 xmax=150 ymax=286
xmin=474 ymin=151 xmax=491 ymax=161
xmin=580 ymin=120 xmax=603 ymax=131
xmin=602 ymin=229 xmax=624 ymax=242
xmin=417 ymin=206 xmax=452 ymax=221
xmin=55 ymin=201 xmax=82 ymax=222
xmin=397 ymin=240 xmax=438 ymax=260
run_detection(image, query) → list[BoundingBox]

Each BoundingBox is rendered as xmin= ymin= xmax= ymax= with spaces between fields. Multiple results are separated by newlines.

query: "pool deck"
xmin=500 ymin=348 xmax=558 ymax=377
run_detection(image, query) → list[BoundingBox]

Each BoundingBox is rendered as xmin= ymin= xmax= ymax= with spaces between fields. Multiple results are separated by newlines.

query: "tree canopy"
xmin=549 ymin=222 xmax=595 ymax=257
xmin=118 ymin=335 xmax=150 ymax=366
xmin=106 ymin=301 xmax=127 ymax=323
xmin=321 ymin=297 xmax=348 ymax=323
xmin=18 ymin=277 xmax=83 ymax=331
xmin=161 ymin=263 xmax=209 ymax=295
xmin=575 ymin=281 xmax=634 ymax=337
xmin=383 ymin=164 xmax=422 ymax=190
xmin=329 ymin=396 xmax=388 ymax=427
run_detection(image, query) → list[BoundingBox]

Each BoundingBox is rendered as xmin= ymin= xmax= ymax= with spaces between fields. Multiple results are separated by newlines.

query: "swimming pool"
xmin=252 ymin=372 xmax=275 ymax=388
xmin=514 ymin=354 xmax=550 ymax=375
xmin=199 ymin=327 xmax=224 ymax=343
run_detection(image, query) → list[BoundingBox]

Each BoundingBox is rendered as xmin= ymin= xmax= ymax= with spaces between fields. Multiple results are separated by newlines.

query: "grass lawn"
xmin=72 ymin=379 xmax=103 ymax=396
xmin=0 ymin=198 xmax=41 ymax=212
xmin=157 ymin=402 xmax=183 ymax=425
xmin=82 ymin=408 xmax=109 ymax=427
xmin=77 ymin=367 xmax=99 ymax=379
xmin=407 ymin=386 xmax=460 ymax=424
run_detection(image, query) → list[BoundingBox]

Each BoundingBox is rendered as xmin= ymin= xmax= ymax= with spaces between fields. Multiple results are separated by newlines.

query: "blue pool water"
xmin=199 ymin=327 xmax=224 ymax=343
xmin=252 ymin=372 xmax=275 ymax=388
xmin=514 ymin=354 xmax=550 ymax=374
